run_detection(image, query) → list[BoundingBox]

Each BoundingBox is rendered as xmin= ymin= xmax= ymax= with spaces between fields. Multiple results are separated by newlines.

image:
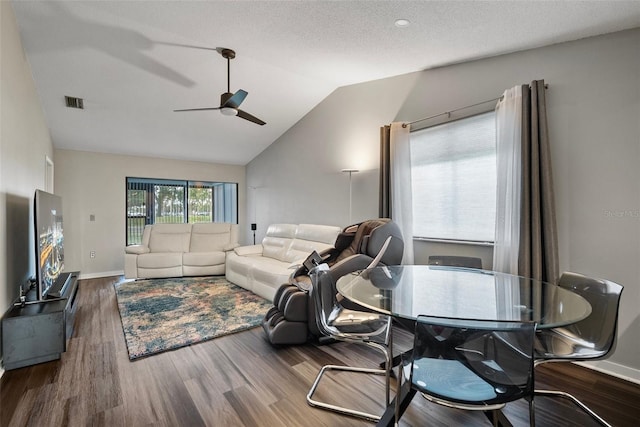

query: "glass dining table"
xmin=335 ymin=265 xmax=593 ymax=427
xmin=337 ymin=265 xmax=591 ymax=328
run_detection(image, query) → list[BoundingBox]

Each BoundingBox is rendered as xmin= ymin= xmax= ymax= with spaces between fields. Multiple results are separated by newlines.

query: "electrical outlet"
xmin=90 ymin=251 xmax=96 ymax=258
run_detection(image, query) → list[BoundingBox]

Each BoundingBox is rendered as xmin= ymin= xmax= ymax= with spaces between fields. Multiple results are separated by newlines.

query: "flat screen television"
xmin=34 ymin=189 xmax=66 ymax=300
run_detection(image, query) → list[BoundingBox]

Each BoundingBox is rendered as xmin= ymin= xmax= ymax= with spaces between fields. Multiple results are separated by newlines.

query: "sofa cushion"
xmin=138 ymin=266 xmax=183 ymax=279
xmin=148 ymin=223 xmax=192 ymax=253
xmin=284 ymin=224 xmax=341 ymax=262
xmin=262 ymin=224 xmax=297 ymax=262
xmin=183 ymin=251 xmax=226 ymax=267
xmin=183 ymin=264 xmax=225 ymax=277
xmin=190 ymin=223 xmax=233 ymax=252
xmin=226 ymin=252 xmax=256 ymax=274
xmin=296 ymin=224 xmax=341 ymax=245
xmin=140 ymin=224 xmax=152 ymax=247
xmin=245 ymin=257 xmax=294 ymax=287
xmin=137 ymin=252 xmax=183 ymax=269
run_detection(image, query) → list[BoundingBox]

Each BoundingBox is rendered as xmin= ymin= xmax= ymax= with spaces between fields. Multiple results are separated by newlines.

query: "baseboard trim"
xmin=78 ymin=270 xmax=124 ymax=280
xmin=575 ymin=360 xmax=640 ymax=385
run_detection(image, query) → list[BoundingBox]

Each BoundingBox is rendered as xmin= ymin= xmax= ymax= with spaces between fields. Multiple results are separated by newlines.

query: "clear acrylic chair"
xmin=306 ymin=263 xmax=393 ymax=422
xmin=534 ymin=272 xmax=624 ymax=427
xmin=396 ymin=315 xmax=537 ymax=427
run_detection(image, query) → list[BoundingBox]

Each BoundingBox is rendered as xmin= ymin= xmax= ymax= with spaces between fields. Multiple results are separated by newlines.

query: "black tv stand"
xmin=2 ymin=271 xmax=80 ymax=370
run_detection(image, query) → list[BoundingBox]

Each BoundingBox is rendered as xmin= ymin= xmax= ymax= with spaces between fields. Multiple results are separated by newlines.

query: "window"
xmin=126 ymin=178 xmax=237 ymax=245
xmin=410 ymin=111 xmax=496 ymax=243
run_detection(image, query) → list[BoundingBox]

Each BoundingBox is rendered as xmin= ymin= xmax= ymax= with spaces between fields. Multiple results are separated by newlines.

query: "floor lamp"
xmin=250 ymin=186 xmax=258 ymax=244
xmin=341 ymin=169 xmax=359 ymax=223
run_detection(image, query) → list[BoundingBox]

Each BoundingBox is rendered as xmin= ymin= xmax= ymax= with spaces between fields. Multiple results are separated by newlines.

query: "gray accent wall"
xmin=247 ymin=29 xmax=640 ymax=380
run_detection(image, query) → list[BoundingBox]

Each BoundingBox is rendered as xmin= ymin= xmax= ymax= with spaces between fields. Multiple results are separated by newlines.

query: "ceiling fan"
xmin=174 ymin=48 xmax=266 ymax=126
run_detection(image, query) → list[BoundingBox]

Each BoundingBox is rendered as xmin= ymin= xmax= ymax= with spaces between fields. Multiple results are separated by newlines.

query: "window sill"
xmin=413 ymin=237 xmax=494 ymax=247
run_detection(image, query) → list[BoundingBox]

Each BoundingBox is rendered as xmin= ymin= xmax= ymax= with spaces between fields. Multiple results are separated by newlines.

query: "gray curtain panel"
xmin=379 ymin=125 xmax=391 ymax=218
xmin=518 ymin=80 xmax=559 ymax=283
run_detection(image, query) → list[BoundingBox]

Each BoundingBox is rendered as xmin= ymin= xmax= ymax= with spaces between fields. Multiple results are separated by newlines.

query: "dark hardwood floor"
xmin=2 ymin=276 xmax=639 ymax=427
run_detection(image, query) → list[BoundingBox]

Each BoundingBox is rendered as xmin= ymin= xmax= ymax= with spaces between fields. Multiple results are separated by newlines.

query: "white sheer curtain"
xmin=493 ymin=86 xmax=523 ymax=274
xmin=390 ymin=122 xmax=414 ymax=265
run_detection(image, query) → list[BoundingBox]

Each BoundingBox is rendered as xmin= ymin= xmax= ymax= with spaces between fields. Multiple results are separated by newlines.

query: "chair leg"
xmin=535 ymin=389 xmax=612 ymax=427
xmin=307 ymin=364 xmax=387 ymax=422
xmin=306 ymin=340 xmax=393 ymax=422
xmin=394 ymin=358 xmax=402 ymax=427
xmin=385 ymin=331 xmax=393 ymax=406
xmin=528 ymin=398 xmax=535 ymax=427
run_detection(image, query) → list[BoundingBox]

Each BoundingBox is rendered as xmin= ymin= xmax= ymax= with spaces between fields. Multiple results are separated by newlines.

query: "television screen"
xmin=34 ymin=190 xmax=65 ymax=300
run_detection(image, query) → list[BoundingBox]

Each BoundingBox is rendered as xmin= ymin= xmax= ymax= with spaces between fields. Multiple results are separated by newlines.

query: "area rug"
xmin=114 ymin=276 xmax=271 ymax=360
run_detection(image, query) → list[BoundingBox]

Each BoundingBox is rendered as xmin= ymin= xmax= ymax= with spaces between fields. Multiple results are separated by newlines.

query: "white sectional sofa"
xmin=124 ymin=223 xmax=239 ymax=279
xmin=225 ymin=223 xmax=341 ymax=301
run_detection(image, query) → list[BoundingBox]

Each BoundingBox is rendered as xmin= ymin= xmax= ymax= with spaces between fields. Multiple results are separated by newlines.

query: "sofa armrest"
xmin=233 ymin=244 xmax=263 ymax=257
xmin=125 ymin=245 xmax=150 ymax=255
xmin=288 ymin=260 xmax=303 ymax=270
xmin=223 ymin=242 xmax=240 ymax=252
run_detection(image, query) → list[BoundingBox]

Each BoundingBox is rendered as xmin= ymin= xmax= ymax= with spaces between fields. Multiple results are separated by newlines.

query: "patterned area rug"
xmin=114 ymin=276 xmax=271 ymax=360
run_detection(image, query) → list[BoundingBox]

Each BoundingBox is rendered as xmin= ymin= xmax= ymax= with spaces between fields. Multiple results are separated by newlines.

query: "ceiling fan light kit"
xmin=220 ymin=107 xmax=238 ymax=116
xmin=174 ymin=48 xmax=265 ymax=125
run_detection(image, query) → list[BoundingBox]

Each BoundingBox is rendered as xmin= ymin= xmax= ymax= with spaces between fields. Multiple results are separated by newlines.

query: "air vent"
xmin=64 ymin=96 xmax=84 ymax=109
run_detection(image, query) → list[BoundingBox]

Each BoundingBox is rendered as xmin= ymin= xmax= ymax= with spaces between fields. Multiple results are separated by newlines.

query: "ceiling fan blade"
xmin=223 ymin=89 xmax=248 ymax=109
xmin=237 ymin=109 xmax=266 ymax=126
xmin=155 ymin=42 xmax=219 ymax=51
xmin=174 ymin=107 xmax=221 ymax=112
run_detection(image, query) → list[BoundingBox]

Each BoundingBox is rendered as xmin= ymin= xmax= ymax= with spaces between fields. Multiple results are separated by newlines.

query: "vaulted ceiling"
xmin=11 ymin=1 xmax=640 ymax=165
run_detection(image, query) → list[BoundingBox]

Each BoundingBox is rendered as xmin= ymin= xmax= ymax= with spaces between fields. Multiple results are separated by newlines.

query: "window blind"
xmin=410 ymin=112 xmax=496 ymax=242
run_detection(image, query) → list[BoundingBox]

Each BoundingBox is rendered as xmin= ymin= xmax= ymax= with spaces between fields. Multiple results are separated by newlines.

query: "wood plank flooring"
xmin=2 ymin=276 xmax=639 ymax=427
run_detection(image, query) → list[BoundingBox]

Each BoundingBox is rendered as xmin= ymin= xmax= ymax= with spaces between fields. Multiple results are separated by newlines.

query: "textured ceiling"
xmin=10 ymin=1 xmax=640 ymax=165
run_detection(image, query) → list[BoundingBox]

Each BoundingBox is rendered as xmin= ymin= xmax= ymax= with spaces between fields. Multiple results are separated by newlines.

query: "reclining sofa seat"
xmin=225 ymin=224 xmax=342 ymax=301
xmin=124 ymin=222 xmax=239 ymax=279
xmin=262 ymin=218 xmax=404 ymax=345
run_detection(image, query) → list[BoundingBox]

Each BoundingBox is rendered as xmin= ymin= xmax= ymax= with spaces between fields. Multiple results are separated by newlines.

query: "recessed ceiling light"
xmin=394 ymin=18 xmax=411 ymax=28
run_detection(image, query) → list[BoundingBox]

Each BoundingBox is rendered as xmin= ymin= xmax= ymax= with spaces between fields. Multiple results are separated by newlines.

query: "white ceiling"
xmin=11 ymin=1 xmax=640 ymax=165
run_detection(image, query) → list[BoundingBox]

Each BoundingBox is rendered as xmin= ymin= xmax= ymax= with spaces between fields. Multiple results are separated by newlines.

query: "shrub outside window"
xmin=126 ymin=177 xmax=237 ymax=245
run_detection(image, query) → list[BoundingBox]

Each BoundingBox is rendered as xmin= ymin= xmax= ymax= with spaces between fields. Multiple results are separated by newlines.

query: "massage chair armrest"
xmin=328 ymin=255 xmax=375 ymax=311
xmin=328 ymin=255 xmax=375 ymax=281
xmin=125 ymin=245 xmax=150 ymax=255
xmin=290 ymin=247 xmax=339 ymax=280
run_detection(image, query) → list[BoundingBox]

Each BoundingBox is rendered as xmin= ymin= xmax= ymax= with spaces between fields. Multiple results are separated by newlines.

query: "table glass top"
xmin=336 ymin=265 xmax=591 ymax=328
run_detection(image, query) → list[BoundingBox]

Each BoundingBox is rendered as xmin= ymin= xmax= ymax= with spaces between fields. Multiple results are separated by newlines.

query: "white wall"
xmin=54 ymin=149 xmax=245 ymax=277
xmin=247 ymin=29 xmax=640 ymax=380
xmin=246 ymin=73 xmax=420 ymax=236
xmin=0 ymin=2 xmax=54 ymax=315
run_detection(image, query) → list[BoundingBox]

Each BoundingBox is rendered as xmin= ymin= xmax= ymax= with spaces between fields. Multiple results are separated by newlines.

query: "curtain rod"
xmin=401 ymin=83 xmax=548 ymax=128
